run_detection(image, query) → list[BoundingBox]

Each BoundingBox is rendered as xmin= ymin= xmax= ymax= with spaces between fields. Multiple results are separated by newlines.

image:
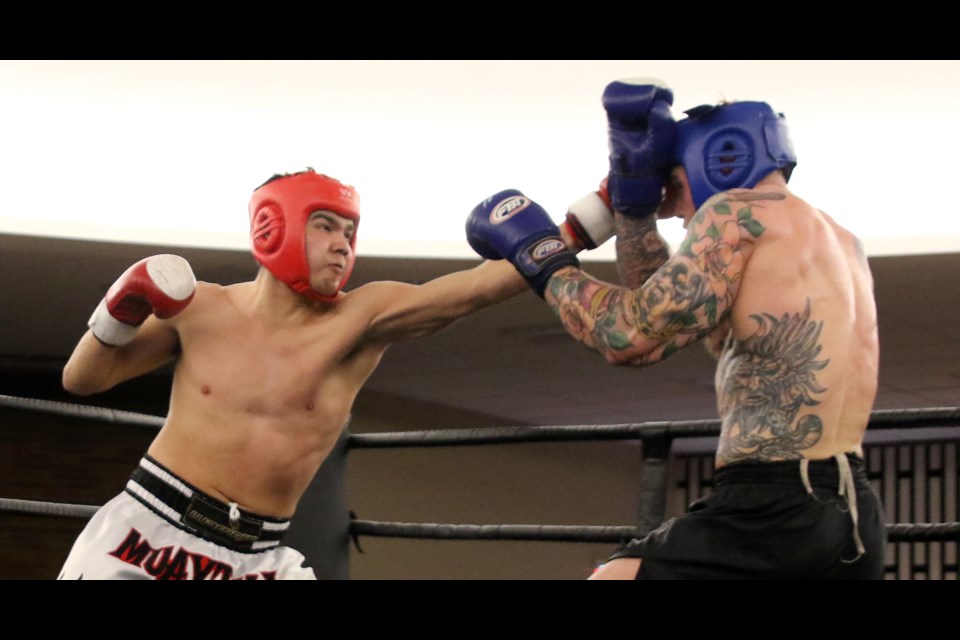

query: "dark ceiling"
xmin=1 ymin=232 xmax=958 ymax=427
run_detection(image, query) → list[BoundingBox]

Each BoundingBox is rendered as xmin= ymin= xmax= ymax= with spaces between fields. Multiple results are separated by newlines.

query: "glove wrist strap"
xmin=511 ymin=233 xmax=580 ymax=298
xmin=88 ymin=298 xmax=138 ymax=347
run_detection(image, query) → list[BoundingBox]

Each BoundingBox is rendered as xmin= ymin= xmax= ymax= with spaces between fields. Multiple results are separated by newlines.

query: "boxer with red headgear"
xmin=467 ymin=80 xmax=887 ymax=580
xmin=249 ymin=168 xmax=361 ymax=302
xmin=58 ymin=166 xmax=599 ymax=580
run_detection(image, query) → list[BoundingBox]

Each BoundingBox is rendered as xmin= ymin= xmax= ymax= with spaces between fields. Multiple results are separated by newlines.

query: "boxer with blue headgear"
xmin=673 ymin=101 xmax=797 ymax=210
xmin=465 ymin=79 xmax=887 ymax=581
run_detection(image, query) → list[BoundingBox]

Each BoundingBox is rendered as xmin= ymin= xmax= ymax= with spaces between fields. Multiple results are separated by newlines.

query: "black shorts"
xmin=608 ymin=453 xmax=887 ymax=579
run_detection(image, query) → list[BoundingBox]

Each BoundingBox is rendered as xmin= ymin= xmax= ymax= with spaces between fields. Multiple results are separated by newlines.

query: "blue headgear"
xmin=674 ymin=101 xmax=797 ymax=209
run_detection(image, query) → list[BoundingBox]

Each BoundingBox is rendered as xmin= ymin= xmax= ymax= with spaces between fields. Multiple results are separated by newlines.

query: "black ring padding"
xmin=350 ymin=519 xmax=641 ymax=543
xmin=1 ymin=393 xmax=957 ymax=442
xmin=0 ymin=498 xmax=98 ymax=518
xmin=886 ymin=522 xmax=960 ymax=542
xmin=868 ymin=407 xmax=960 ymax=429
xmin=0 ymin=394 xmax=163 ymax=429
xmin=349 ymin=422 xmax=720 ymax=449
xmin=349 ymin=519 xmax=960 ymax=543
xmin=4 ymin=498 xmax=960 ymax=544
xmin=348 ymin=407 xmax=960 ymax=449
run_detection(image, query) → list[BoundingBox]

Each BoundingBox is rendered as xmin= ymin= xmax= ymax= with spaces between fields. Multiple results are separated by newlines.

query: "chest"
xmin=176 ymin=302 xmax=374 ymax=402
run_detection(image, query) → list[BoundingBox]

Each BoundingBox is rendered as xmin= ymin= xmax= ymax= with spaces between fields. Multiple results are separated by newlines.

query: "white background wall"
xmin=2 ymin=60 xmax=958 ymax=258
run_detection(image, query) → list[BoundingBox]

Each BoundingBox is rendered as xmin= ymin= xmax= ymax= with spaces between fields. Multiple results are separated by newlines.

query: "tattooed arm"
xmin=544 ymin=194 xmax=769 ymax=366
xmin=613 ymin=213 xmax=670 ymax=288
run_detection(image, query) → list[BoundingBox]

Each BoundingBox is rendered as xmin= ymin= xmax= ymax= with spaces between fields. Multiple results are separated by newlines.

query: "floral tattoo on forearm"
xmin=546 ymin=192 xmax=780 ymax=364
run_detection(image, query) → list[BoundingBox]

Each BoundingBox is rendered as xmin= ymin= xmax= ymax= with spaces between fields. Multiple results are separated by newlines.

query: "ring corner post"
xmin=285 ymin=427 xmax=352 ymax=579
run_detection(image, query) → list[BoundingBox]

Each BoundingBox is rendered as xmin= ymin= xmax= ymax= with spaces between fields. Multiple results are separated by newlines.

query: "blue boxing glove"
xmin=466 ymin=189 xmax=579 ymax=297
xmin=602 ymin=77 xmax=678 ymax=218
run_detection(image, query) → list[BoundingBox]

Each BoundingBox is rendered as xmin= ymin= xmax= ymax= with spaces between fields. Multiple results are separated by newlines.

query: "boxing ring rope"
xmin=347 ymin=519 xmax=960 ymax=544
xmin=2 ymin=393 xmax=960 ymax=546
xmin=0 ymin=498 xmax=98 ymax=519
xmin=348 ymin=406 xmax=960 ymax=448
xmin=349 ymin=521 xmax=642 ymax=544
xmin=0 ymin=394 xmax=163 ymax=429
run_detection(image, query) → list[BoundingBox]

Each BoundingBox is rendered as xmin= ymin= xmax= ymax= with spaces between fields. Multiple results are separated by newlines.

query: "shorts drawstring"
xmin=801 ymin=454 xmax=865 ymax=563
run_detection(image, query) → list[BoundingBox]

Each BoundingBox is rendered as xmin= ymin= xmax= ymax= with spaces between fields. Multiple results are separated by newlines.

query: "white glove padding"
xmin=563 ymin=187 xmax=614 ymax=250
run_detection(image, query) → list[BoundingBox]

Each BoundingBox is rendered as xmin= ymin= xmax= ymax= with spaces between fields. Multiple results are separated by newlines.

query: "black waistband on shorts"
xmin=714 ymin=452 xmax=871 ymax=560
xmin=714 ymin=452 xmax=868 ymax=490
xmin=125 ymin=455 xmax=291 ymax=553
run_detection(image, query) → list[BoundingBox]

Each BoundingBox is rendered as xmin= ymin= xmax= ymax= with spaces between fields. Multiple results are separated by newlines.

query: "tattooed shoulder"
xmin=678 ymin=197 xmax=769 ymax=255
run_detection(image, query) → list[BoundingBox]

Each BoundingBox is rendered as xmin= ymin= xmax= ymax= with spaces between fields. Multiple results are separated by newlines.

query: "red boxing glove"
xmin=88 ymin=254 xmax=197 ymax=346
xmin=561 ymin=177 xmax=614 ymax=251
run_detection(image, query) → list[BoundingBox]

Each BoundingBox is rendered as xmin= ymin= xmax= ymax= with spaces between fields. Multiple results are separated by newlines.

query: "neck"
xmin=754 ymin=171 xmax=788 ymax=191
xmin=251 ymin=269 xmax=334 ymax=323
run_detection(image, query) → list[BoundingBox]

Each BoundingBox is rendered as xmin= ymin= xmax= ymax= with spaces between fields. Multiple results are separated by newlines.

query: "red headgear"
xmin=249 ymin=169 xmax=361 ymax=302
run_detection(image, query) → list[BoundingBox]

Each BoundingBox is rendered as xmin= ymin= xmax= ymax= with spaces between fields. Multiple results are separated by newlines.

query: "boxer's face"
xmin=655 ymin=167 xmax=697 ymax=228
xmin=305 ymin=210 xmax=355 ymax=296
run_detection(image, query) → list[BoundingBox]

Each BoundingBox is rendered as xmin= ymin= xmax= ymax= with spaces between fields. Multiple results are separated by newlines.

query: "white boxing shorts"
xmin=58 ymin=455 xmax=316 ymax=580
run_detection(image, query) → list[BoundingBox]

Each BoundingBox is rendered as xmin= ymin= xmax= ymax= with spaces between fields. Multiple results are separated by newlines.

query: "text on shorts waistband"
xmin=125 ymin=455 xmax=291 ymax=553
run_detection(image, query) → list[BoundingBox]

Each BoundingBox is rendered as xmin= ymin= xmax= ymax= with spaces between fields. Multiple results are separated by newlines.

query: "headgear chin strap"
xmin=674 ymin=101 xmax=797 ymax=210
xmin=249 ymin=169 xmax=361 ymax=302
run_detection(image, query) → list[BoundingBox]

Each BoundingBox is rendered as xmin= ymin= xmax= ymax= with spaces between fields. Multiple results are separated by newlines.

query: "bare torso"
xmin=707 ymin=189 xmax=879 ymax=466
xmin=60 ymin=228 xmax=525 ymax=522
xmin=548 ymin=177 xmax=879 ymax=471
xmin=148 ymin=281 xmax=387 ymax=518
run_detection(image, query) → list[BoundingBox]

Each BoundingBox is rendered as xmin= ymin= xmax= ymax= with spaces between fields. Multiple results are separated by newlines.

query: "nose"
xmin=331 ymin=233 xmax=352 ymax=256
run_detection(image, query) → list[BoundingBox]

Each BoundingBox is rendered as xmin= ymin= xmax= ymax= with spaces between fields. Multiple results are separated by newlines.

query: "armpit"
xmin=703 ymin=322 xmax=733 ymax=360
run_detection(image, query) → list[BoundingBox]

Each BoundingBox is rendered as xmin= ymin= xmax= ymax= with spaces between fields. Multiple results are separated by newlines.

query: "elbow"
xmin=575 ymin=334 xmax=651 ymax=367
xmin=601 ymin=350 xmax=630 ymax=366
xmin=62 ymin=364 xmax=102 ymax=396
xmin=61 ymin=371 xmax=90 ymax=396
xmin=602 ymin=351 xmax=649 ymax=368
xmin=599 ymin=345 xmax=660 ymax=368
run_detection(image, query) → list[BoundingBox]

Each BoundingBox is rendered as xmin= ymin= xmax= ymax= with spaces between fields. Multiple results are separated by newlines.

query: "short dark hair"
xmin=253 ymin=166 xmax=316 ymax=192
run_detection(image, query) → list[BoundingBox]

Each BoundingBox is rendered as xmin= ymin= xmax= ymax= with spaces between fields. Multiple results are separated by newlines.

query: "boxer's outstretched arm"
xmin=544 ymin=195 xmax=757 ymax=366
xmin=356 ymin=259 xmax=529 ymax=344
xmin=360 ymin=185 xmax=606 ymax=345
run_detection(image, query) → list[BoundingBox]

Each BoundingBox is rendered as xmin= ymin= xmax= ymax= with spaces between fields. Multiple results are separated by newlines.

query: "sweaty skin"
xmin=63 ymin=211 xmax=530 ymax=518
xmin=545 ymin=169 xmax=879 ymax=467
